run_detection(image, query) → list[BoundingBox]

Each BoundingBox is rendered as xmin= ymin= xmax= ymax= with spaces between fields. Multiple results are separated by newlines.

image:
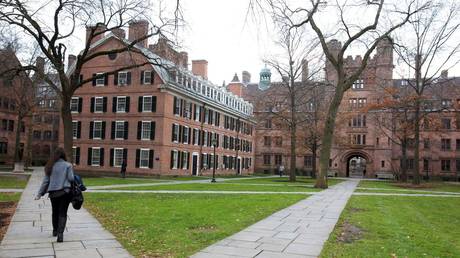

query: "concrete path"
xmin=191 ymin=179 xmax=360 ymax=258
xmin=357 ymin=187 xmax=460 ymax=195
xmin=0 ymin=168 xmax=132 ymax=258
xmin=353 ymin=192 xmax=460 ymax=197
xmin=0 ymin=189 xmax=23 ymax=193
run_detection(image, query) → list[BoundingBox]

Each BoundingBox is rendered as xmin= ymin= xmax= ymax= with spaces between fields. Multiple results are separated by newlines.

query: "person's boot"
xmin=57 ymin=233 xmax=63 ymax=242
xmin=52 ymin=230 xmax=57 ymax=237
xmin=56 ymin=217 xmax=67 ymax=243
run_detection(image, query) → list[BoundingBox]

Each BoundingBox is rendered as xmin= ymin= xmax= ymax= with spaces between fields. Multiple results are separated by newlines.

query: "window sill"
xmin=91 ymin=164 xmax=100 ymax=167
xmin=95 ymin=84 xmax=105 ymax=87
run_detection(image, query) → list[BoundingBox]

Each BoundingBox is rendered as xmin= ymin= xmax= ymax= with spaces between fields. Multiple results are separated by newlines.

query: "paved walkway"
xmin=0 ymin=168 xmax=132 ymax=258
xmin=191 ymin=179 xmax=360 ymax=258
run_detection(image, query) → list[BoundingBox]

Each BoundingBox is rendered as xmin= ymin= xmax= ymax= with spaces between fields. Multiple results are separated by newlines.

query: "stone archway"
xmin=341 ymin=151 xmax=372 ymax=178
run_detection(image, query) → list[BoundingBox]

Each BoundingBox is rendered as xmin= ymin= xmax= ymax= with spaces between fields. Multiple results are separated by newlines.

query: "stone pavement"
xmin=191 ymin=179 xmax=359 ymax=258
xmin=0 ymin=167 xmax=132 ymax=258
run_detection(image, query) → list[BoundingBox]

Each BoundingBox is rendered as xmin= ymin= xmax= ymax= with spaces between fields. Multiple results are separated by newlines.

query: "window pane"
xmin=141 ymin=122 xmax=151 ymax=139
xmin=117 ymin=97 xmax=126 ymax=112
xmin=114 ymin=149 xmax=123 ymax=167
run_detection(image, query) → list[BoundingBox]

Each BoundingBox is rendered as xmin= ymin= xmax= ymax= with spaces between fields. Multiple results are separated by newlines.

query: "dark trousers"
xmin=50 ymin=193 xmax=71 ymax=234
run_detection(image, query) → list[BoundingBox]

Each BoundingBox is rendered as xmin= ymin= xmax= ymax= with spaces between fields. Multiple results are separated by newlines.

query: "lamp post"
xmin=211 ymin=137 xmax=217 ymax=183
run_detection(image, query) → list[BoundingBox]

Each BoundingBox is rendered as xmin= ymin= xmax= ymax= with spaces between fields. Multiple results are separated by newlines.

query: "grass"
xmin=359 ymin=180 xmax=460 ymax=193
xmin=86 ymin=193 xmax=306 ymax=257
xmin=225 ymin=176 xmax=343 ymax=186
xmin=0 ymin=193 xmax=21 ymax=202
xmin=83 ymin=177 xmax=167 ymax=187
xmin=321 ymin=196 xmax=460 ymax=258
xmin=0 ymin=175 xmax=29 ymax=189
xmin=108 ymin=182 xmax=321 ymax=192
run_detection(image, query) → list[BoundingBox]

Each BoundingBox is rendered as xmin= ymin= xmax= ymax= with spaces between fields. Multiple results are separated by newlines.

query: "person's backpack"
xmin=74 ymin=174 xmax=87 ymax=191
xmin=71 ymin=174 xmax=85 ymax=210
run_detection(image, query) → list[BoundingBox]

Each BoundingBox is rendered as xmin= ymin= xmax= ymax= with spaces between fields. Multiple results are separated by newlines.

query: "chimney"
xmin=242 ymin=71 xmax=251 ymax=84
xmin=36 ymin=57 xmax=45 ymax=75
xmin=85 ymin=23 xmax=107 ymax=46
xmin=180 ymin=51 xmax=188 ymax=69
xmin=111 ymin=28 xmax=126 ymax=39
xmin=301 ymin=59 xmax=309 ymax=82
xmin=192 ymin=60 xmax=208 ymax=80
xmin=441 ymin=70 xmax=448 ymax=79
xmin=128 ymin=20 xmax=149 ymax=48
xmin=67 ymin=54 xmax=76 ymax=70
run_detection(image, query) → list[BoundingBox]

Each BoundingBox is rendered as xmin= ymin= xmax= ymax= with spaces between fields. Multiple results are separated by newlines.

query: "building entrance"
xmin=346 ymin=155 xmax=367 ymax=178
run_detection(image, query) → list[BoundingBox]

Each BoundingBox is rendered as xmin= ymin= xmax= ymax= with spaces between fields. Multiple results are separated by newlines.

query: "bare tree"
xmin=0 ymin=0 xmax=182 ymax=159
xmin=393 ymin=0 xmax=460 ymax=184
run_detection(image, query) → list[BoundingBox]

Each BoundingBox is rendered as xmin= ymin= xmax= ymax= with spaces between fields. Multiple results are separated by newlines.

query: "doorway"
xmin=346 ymin=155 xmax=367 ymax=178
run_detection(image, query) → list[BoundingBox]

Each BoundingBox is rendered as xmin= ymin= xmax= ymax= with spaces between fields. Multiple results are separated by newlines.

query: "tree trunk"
xmin=412 ymin=101 xmax=421 ymax=185
xmin=14 ymin=116 xmax=23 ymax=163
xmin=311 ymin=141 xmax=317 ymax=179
xmin=315 ymin=86 xmax=344 ymax=189
xmin=24 ymin=122 xmax=33 ymax=168
xmin=400 ymin=139 xmax=408 ymax=182
xmin=61 ymin=96 xmax=74 ymax=162
xmin=289 ymin=126 xmax=297 ymax=182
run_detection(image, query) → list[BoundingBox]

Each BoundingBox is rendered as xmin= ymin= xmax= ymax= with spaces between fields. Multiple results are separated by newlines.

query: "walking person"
xmin=279 ymin=165 xmax=285 ymax=177
xmin=35 ymin=147 xmax=74 ymax=242
xmin=120 ymin=159 xmax=127 ymax=178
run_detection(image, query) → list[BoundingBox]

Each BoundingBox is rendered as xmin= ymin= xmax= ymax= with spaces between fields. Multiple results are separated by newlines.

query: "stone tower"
xmin=258 ymin=67 xmax=271 ymax=90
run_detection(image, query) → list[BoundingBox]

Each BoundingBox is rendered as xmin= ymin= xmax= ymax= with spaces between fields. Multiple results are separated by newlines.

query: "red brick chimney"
xmin=128 ymin=20 xmax=149 ymax=48
xmin=192 ymin=60 xmax=208 ymax=80
xmin=36 ymin=57 xmax=45 ymax=75
xmin=85 ymin=24 xmax=107 ymax=46
xmin=111 ymin=28 xmax=126 ymax=39
xmin=68 ymin=54 xmax=76 ymax=70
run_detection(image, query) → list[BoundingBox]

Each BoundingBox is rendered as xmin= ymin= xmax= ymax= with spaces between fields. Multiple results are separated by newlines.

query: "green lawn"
xmin=0 ymin=175 xmax=29 ymax=189
xmin=83 ymin=177 xmax=168 ymax=187
xmin=321 ymin=196 xmax=460 ymax=258
xmin=224 ymin=176 xmax=343 ymax=186
xmin=0 ymin=192 xmax=21 ymax=202
xmin=108 ymin=181 xmax=321 ymax=192
xmin=359 ymin=180 xmax=460 ymax=193
xmin=86 ymin=193 xmax=306 ymax=257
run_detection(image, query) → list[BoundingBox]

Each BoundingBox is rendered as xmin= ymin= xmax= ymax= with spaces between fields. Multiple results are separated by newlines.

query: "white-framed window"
xmin=94 ymin=97 xmax=104 ymax=113
xmin=194 ymin=129 xmax=199 ymax=145
xmin=183 ymin=126 xmax=189 ymax=144
xmin=142 ymin=96 xmax=152 ymax=112
xmin=114 ymin=148 xmax=124 ymax=167
xmin=182 ymin=151 xmax=188 ymax=169
xmin=91 ymin=147 xmax=101 ymax=166
xmin=171 ymin=150 xmax=178 ymax=169
xmin=118 ymin=71 xmax=128 ymax=85
xmin=195 ymin=106 xmax=201 ymax=121
xmin=115 ymin=121 xmax=125 ymax=139
xmin=72 ymin=146 xmax=77 ymax=165
xmin=141 ymin=121 xmax=151 ymax=140
xmin=140 ymin=148 xmax=150 ymax=168
xmin=203 ymin=130 xmax=208 ymax=146
xmin=143 ymin=71 xmax=152 ymax=84
xmin=117 ymin=96 xmax=126 ymax=112
xmin=172 ymin=123 xmax=179 ymax=143
xmin=70 ymin=97 xmax=79 ymax=113
xmin=72 ymin=120 xmax=78 ymax=139
xmin=352 ymin=79 xmax=364 ymax=89
xmin=93 ymin=121 xmax=103 ymax=139
xmin=49 ymin=99 xmax=56 ymax=108
xmin=96 ymin=73 xmax=105 ymax=86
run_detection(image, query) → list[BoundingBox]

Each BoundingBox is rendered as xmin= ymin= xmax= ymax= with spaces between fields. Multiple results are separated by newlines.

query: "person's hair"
xmin=44 ymin=147 xmax=67 ymax=176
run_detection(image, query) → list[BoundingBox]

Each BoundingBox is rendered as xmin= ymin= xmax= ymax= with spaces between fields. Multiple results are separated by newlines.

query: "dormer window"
xmin=95 ymin=73 xmax=105 ymax=86
xmin=118 ymin=71 xmax=128 ymax=85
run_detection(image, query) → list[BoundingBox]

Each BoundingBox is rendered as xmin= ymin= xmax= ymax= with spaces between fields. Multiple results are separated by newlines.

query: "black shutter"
xmin=152 ymin=97 xmax=157 ymax=112
xmin=124 ymin=121 xmax=129 ymax=139
xmin=179 ymin=99 xmax=183 ymax=116
xmin=149 ymin=150 xmax=154 ymax=168
xmin=150 ymin=70 xmax=154 ymax=84
xmin=126 ymin=97 xmax=130 ymax=112
xmin=178 ymin=151 xmax=183 ymax=169
xmin=92 ymin=73 xmax=96 ymax=86
xmin=188 ymin=127 xmax=192 ymax=144
xmin=137 ymin=121 xmax=142 ymax=140
xmin=89 ymin=121 xmax=94 ymax=139
xmin=112 ymin=97 xmax=117 ymax=112
xmin=140 ymin=71 xmax=144 ymax=84
xmin=127 ymin=72 xmax=132 ymax=85
xmin=87 ymin=148 xmax=92 ymax=165
xmin=138 ymin=96 xmax=143 ymax=112
xmin=170 ymin=151 xmax=174 ymax=169
xmin=103 ymin=97 xmax=107 ymax=112
xmin=100 ymin=148 xmax=105 ymax=166
xmin=111 ymin=121 xmax=115 ymax=139
xmin=178 ymin=125 xmax=183 ymax=143
xmin=75 ymin=147 xmax=80 ymax=165
xmin=193 ymin=104 xmax=196 ymax=120
xmin=123 ymin=148 xmax=128 ymax=163
xmin=104 ymin=73 xmax=108 ymax=85
xmin=171 ymin=124 xmax=175 ymax=142
xmin=90 ymin=97 xmax=95 ymax=113
xmin=186 ymin=152 xmax=190 ymax=169
xmin=114 ymin=72 xmax=118 ymax=85
xmin=78 ymin=97 xmax=83 ymax=113
xmin=135 ymin=149 xmax=140 ymax=168
xmin=101 ymin=121 xmax=106 ymax=139
xmin=77 ymin=121 xmax=81 ymax=139
xmin=150 ymin=122 xmax=155 ymax=140
xmin=173 ymin=97 xmax=178 ymax=115
xmin=110 ymin=148 xmax=114 ymax=167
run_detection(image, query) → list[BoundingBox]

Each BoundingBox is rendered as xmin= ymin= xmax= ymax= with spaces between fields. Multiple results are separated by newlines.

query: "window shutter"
xmin=103 ymin=97 xmax=107 ymax=112
xmin=75 ymin=147 xmax=80 ymax=165
xmin=110 ymin=148 xmax=114 ymax=167
xmin=77 ymin=121 xmax=81 ymax=139
xmin=170 ymin=151 xmax=174 ymax=169
xmin=138 ymin=96 xmax=143 ymax=112
xmin=178 ymin=125 xmax=183 ymax=143
xmin=150 ymin=122 xmax=155 ymax=140
xmin=149 ymin=150 xmax=154 ymax=168
xmin=150 ymin=70 xmax=154 ymax=84
xmin=87 ymin=148 xmax=92 ymax=165
xmin=188 ymin=103 xmax=192 ymax=119
xmin=188 ymin=127 xmax=192 ymax=144
xmin=124 ymin=121 xmax=129 ymax=139
xmin=173 ymin=97 xmax=178 ymax=115
xmin=114 ymin=72 xmax=118 ymax=85
xmin=135 ymin=149 xmax=140 ymax=168
xmin=89 ymin=121 xmax=94 ymax=139
xmin=137 ymin=121 xmax=142 ymax=140
xmin=90 ymin=97 xmax=95 ymax=113
xmin=186 ymin=152 xmax=190 ymax=169
xmin=193 ymin=104 xmax=196 ymax=120
xmin=152 ymin=96 xmax=157 ymax=112
xmin=78 ymin=97 xmax=83 ymax=113
xmin=126 ymin=97 xmax=130 ymax=112
xmin=179 ymin=99 xmax=183 ymax=116
xmin=100 ymin=148 xmax=104 ymax=166
xmin=178 ymin=151 xmax=183 ymax=169
xmin=79 ymin=74 xmax=83 ymax=84
xmin=171 ymin=124 xmax=175 ymax=142
xmin=123 ymin=148 xmax=128 ymax=163
xmin=111 ymin=121 xmax=115 ymax=139
xmin=127 ymin=72 xmax=132 ymax=85
xmin=101 ymin=121 xmax=106 ymax=139
xmin=92 ymin=73 xmax=96 ymax=86
xmin=140 ymin=71 xmax=144 ymax=84
xmin=112 ymin=97 xmax=117 ymax=112
xmin=104 ymin=73 xmax=108 ymax=85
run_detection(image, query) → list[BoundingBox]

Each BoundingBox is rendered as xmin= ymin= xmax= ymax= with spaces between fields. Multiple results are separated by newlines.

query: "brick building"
xmin=67 ymin=21 xmax=255 ymax=176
